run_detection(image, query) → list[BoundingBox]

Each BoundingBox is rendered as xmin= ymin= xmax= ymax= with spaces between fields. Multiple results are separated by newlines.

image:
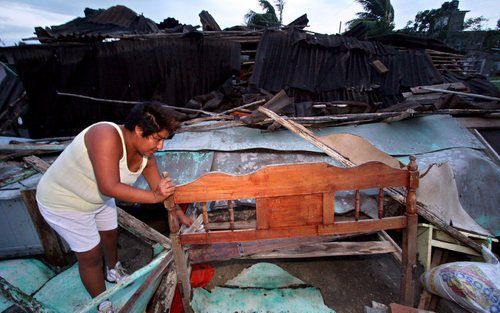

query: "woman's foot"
xmin=106 ymin=261 xmax=129 ymax=283
xmin=98 ymin=300 xmax=115 ymax=313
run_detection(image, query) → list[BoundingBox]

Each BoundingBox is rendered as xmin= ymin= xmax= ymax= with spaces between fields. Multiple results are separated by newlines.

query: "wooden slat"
xmin=249 ymin=241 xmax=397 ymax=259
xmin=378 ymin=188 xmax=384 ymax=219
xmin=174 ymin=162 xmax=409 ymax=203
xmin=201 ymin=202 xmax=209 ymax=232
xmin=228 ymin=200 xmax=235 ymax=231
xmin=117 ymin=207 xmax=171 ymax=248
xmin=180 ymin=216 xmax=407 ymax=245
xmin=118 ymin=254 xmax=171 ymax=313
xmin=354 ymin=190 xmax=360 ymax=221
xmin=323 ymin=192 xmax=334 ymax=225
xmin=188 ymin=234 xmax=353 ymax=263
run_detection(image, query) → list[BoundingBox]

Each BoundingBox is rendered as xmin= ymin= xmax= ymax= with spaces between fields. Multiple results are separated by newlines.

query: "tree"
xmin=346 ymin=0 xmax=395 ymax=36
xmin=463 ymin=16 xmax=488 ymax=31
xmin=497 ymin=18 xmax=500 ymax=29
xmin=245 ymin=0 xmax=280 ymax=27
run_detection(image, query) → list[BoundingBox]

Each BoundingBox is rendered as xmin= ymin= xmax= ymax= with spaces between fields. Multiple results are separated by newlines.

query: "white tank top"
xmin=36 ymin=122 xmax=148 ymax=212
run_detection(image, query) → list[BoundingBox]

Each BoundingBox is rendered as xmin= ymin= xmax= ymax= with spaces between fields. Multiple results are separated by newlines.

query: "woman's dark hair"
xmin=124 ymin=102 xmax=180 ymax=137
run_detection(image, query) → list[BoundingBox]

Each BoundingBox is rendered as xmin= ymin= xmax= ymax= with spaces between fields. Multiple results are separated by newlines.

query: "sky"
xmin=0 ymin=0 xmax=498 ymax=46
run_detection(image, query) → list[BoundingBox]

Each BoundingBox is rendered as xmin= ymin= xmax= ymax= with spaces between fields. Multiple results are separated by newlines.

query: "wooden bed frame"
xmin=166 ymin=157 xmax=419 ymax=310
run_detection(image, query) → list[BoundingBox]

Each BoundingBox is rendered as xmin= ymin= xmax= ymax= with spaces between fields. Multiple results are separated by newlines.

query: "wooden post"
xmin=401 ymin=156 xmax=418 ymax=306
xmin=354 ymin=190 xmax=360 ymax=221
xmin=20 ymin=189 xmax=69 ymax=267
xmin=378 ymin=189 xmax=384 ymax=219
xmin=201 ymin=202 xmax=210 ymax=232
xmin=164 ymin=189 xmax=192 ymax=313
xmin=228 ymin=200 xmax=235 ymax=231
xmin=0 ymin=276 xmax=54 ymax=313
xmin=149 ymin=265 xmax=177 ymax=313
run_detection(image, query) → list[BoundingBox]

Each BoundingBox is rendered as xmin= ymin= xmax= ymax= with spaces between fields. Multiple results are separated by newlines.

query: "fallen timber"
xmin=178 ymin=109 xmax=500 ymax=132
xmin=258 ymin=106 xmax=483 ymax=254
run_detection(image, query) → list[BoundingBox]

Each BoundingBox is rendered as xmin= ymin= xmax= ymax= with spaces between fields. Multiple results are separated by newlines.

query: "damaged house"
xmin=0 ymin=4 xmax=499 ymax=313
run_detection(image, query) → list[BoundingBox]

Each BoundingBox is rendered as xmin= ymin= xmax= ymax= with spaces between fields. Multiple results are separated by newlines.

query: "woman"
xmin=36 ymin=102 xmax=192 ymax=313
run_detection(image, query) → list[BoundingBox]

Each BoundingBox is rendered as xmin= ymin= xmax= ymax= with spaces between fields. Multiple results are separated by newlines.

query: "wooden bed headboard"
xmin=166 ymin=157 xmax=419 ymax=308
xmin=172 ymin=160 xmax=418 ymax=246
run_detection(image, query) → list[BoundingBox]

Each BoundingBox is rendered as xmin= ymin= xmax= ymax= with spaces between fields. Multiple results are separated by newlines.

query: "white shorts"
xmin=37 ymin=198 xmax=118 ymax=252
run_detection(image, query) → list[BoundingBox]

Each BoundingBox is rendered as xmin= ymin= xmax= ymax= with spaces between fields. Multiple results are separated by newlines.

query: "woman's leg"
xmin=99 ymin=228 xmax=118 ymax=269
xmin=74 ymin=244 xmax=105 ymax=297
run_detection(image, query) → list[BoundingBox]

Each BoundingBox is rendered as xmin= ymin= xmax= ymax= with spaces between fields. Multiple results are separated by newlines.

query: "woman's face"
xmin=136 ymin=127 xmax=169 ymax=156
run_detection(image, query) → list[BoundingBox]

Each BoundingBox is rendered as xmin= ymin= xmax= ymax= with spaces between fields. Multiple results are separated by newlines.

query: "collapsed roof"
xmin=35 ymin=5 xmax=160 ymax=43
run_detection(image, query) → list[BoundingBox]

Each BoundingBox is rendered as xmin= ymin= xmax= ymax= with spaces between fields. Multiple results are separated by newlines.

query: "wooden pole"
xmin=56 ymin=91 xmax=217 ymax=116
xmin=20 ymin=189 xmax=69 ymax=267
xmin=163 ymin=172 xmax=192 ymax=313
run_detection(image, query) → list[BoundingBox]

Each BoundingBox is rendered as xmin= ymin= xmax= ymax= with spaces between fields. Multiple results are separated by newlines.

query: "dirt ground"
xmin=206 ymin=254 xmax=403 ymax=313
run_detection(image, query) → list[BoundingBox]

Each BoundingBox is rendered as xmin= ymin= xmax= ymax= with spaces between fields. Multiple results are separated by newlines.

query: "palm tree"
xmin=346 ymin=0 xmax=395 ymax=36
xmin=245 ymin=0 xmax=280 ymax=27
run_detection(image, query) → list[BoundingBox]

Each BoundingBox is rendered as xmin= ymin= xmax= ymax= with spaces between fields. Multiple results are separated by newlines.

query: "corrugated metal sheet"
xmin=250 ymin=30 xmax=443 ymax=107
xmin=10 ymin=36 xmax=240 ymax=137
xmin=35 ymin=6 xmax=160 ymax=43
xmin=165 ymin=115 xmax=483 ymax=155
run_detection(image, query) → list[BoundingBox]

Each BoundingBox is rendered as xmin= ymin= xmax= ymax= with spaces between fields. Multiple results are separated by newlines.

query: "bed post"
xmin=401 ymin=156 xmax=418 ymax=306
xmin=165 ymin=195 xmax=192 ymax=312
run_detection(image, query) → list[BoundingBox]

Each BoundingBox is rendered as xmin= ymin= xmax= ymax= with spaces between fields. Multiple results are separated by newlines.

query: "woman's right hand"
xmin=153 ymin=176 xmax=175 ymax=202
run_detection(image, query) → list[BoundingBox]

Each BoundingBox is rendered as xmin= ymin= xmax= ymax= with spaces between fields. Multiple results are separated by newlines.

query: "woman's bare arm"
xmin=85 ymin=124 xmax=173 ymax=203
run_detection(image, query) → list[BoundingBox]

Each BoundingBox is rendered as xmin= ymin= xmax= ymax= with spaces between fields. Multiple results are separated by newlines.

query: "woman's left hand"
xmin=153 ymin=176 xmax=175 ymax=201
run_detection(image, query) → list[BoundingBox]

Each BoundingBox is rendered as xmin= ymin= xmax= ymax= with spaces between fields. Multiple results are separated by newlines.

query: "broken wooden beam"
xmin=20 ymin=189 xmax=70 ymax=267
xmin=56 ymin=91 xmax=217 ymax=116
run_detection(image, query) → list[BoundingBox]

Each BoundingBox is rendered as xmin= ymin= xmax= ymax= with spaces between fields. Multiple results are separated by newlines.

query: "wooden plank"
xmin=400 ymin=214 xmax=418 ymax=306
xmin=0 ymin=143 xmax=67 ymax=151
xmin=188 ymin=234 xmax=359 ymax=263
xmin=118 ymin=253 xmax=172 ymax=313
xmin=181 ymin=216 xmax=407 ymax=245
xmin=20 ymin=189 xmax=69 ymax=267
xmin=431 ymin=240 xmax=481 ymax=256
xmin=174 ymin=162 xmax=409 ymax=203
xmin=377 ymin=230 xmax=402 ymax=263
xmin=170 ymin=234 xmax=192 ymax=313
xmin=117 ymin=207 xmax=171 ymax=248
xmin=257 ymin=194 xmax=322 ymax=228
xmin=149 ymin=266 xmax=177 ymax=313
xmin=0 ymin=276 xmax=53 ymax=313
xmin=23 ymin=155 xmax=50 ymax=173
xmin=372 ymin=60 xmax=389 ymax=74
xmin=255 ymin=198 xmax=269 ymax=230
xmin=417 ymin=224 xmax=433 ymax=271
xmin=323 ymin=192 xmax=334 ymax=225
xmin=248 ymin=241 xmax=396 ymax=259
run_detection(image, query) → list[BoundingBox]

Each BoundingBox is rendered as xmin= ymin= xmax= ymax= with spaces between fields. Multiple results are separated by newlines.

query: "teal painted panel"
xmin=0 ymin=259 xmax=56 ymax=311
xmin=134 ymin=151 xmax=214 ymax=189
xmin=191 ymin=263 xmax=335 ymax=313
xmin=165 ymin=115 xmax=482 ymax=156
xmin=33 ymin=263 xmax=152 ymax=313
